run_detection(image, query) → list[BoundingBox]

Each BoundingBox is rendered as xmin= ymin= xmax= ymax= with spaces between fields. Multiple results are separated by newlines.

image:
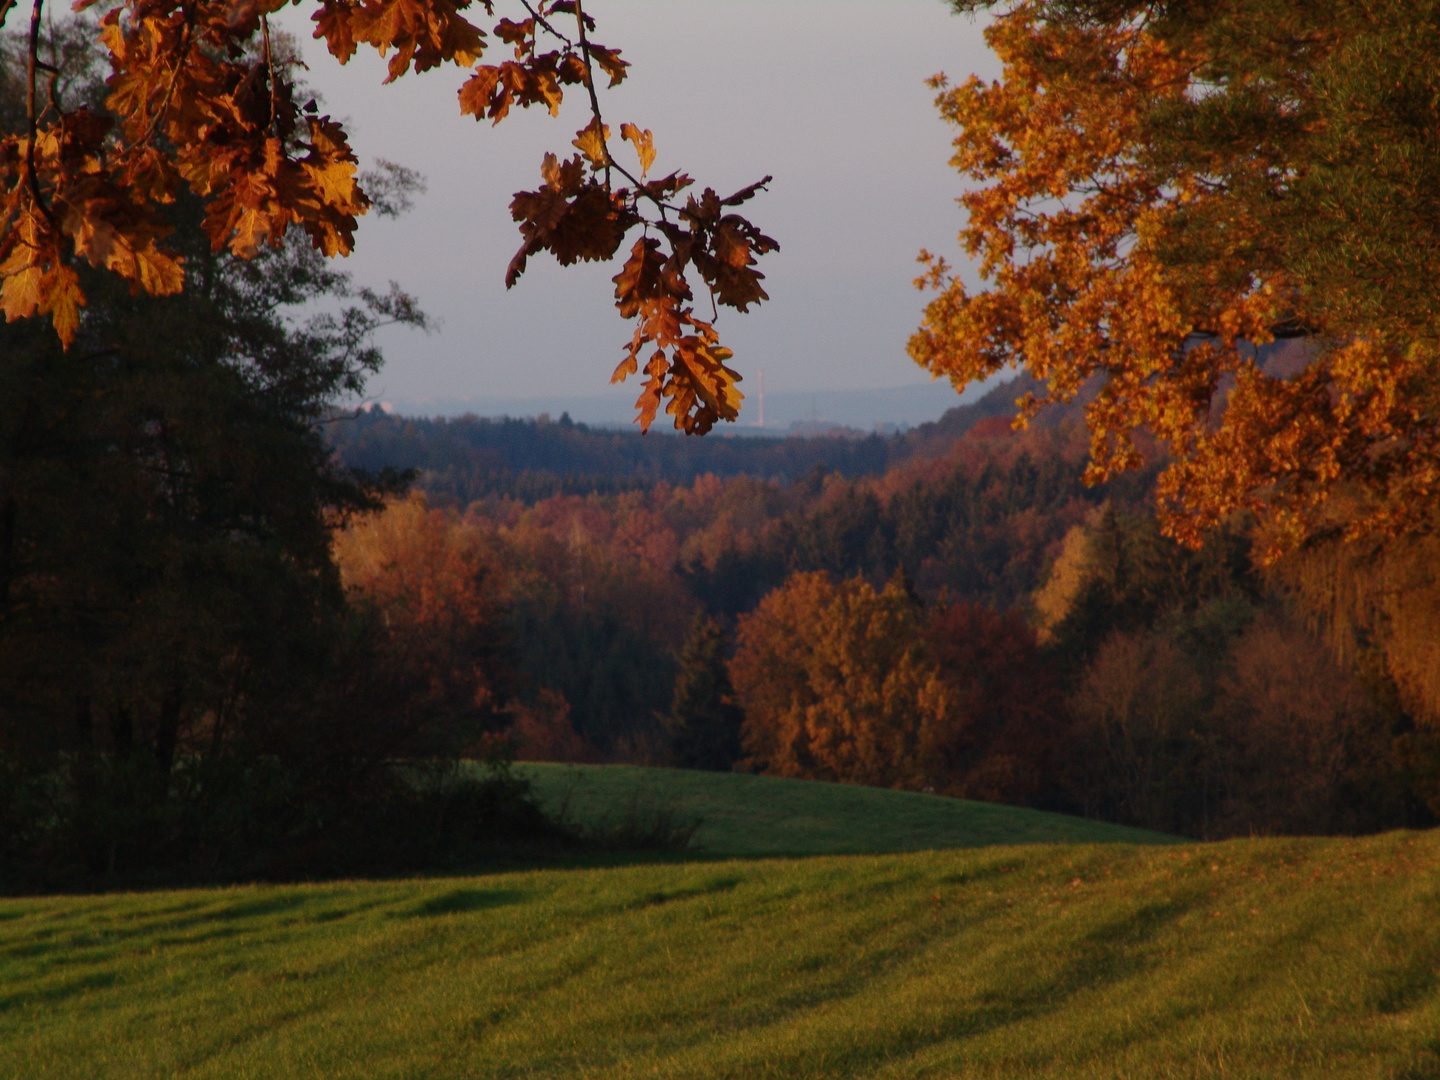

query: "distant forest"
xmin=327 ymin=379 xmax=1039 ymax=500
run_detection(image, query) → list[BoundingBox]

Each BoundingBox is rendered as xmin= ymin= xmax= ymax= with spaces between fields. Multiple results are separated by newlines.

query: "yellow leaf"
xmin=587 ymin=44 xmax=628 ymax=88
xmin=40 ymin=265 xmax=85 ymax=346
xmin=572 ymin=117 xmax=610 ymax=168
xmin=620 ymin=123 xmax=655 ymax=176
xmin=133 ymin=244 xmax=185 ymax=296
xmin=227 ymin=209 xmax=269 ymax=259
xmin=536 ymin=70 xmax=563 ymax=116
xmin=1 ymin=265 xmax=45 ymax=322
xmin=458 ymin=66 xmax=501 ymax=119
xmin=304 ymin=157 xmax=362 ymax=212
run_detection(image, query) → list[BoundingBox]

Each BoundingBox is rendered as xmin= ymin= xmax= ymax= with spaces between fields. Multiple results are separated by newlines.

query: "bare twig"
xmin=517 ymin=0 xmax=573 ymax=48
xmin=39 ymin=57 xmax=60 ymax=121
xmin=263 ymin=15 xmax=278 ymax=131
xmin=569 ymin=0 xmax=613 ymax=187
xmin=24 ymin=0 xmax=55 ymax=225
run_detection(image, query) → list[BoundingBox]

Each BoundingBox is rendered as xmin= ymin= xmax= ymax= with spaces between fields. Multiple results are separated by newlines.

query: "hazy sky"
xmin=274 ymin=1 xmax=999 ymax=410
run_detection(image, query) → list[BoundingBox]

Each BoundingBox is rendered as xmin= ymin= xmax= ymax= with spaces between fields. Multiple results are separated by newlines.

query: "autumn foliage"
xmin=732 ymin=572 xmax=946 ymax=790
xmin=730 ymin=572 xmax=1058 ymax=804
xmin=333 ymin=493 xmax=512 ymax=741
xmin=920 ymin=602 xmax=1062 ymax=803
xmin=312 ymin=411 xmax=1440 ymax=839
xmin=0 ymin=0 xmax=774 ymax=433
xmin=913 ymin=0 xmax=1440 ymax=553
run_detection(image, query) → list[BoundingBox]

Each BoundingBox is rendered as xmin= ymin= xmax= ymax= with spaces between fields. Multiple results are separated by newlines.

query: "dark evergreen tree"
xmin=0 ymin=22 xmax=450 ymax=883
xmin=666 ymin=616 xmax=745 ymax=771
xmin=1045 ymin=505 xmax=1260 ymax=679
xmin=0 ymin=205 xmax=435 ymax=875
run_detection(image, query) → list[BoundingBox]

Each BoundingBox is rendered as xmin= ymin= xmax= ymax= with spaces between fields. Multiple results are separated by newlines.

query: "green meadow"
xmin=514 ymin=763 xmax=1175 ymax=853
xmin=4 ymin=769 xmax=1439 ymax=1079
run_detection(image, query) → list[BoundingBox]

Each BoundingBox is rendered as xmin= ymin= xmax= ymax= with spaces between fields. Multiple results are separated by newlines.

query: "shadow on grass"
xmin=3 ymin=764 xmax=1196 ymax=900
xmin=4 ymin=835 xmax=1205 ymax=902
xmin=408 ymin=887 xmax=529 ymax=917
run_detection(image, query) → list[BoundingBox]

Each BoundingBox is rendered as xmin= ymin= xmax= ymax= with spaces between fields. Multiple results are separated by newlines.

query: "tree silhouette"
xmin=666 ymin=615 xmax=744 ymax=772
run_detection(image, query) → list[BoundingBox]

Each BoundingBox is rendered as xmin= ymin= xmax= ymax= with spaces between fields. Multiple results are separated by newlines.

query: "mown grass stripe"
xmin=1 ymin=833 xmax=1437 ymax=1078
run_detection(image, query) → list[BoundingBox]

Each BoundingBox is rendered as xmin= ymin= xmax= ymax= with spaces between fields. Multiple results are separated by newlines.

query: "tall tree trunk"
xmin=109 ymin=703 xmax=134 ymax=761
xmin=155 ymin=686 xmax=181 ymax=781
xmin=0 ymin=493 xmax=15 ymax=612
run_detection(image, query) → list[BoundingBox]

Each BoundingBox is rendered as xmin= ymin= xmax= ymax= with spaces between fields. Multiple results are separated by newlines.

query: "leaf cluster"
xmin=0 ymin=0 xmax=775 ymax=435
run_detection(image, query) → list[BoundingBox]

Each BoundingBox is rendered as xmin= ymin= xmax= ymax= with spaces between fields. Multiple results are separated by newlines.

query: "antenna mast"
xmin=758 ymin=370 xmax=765 ymax=429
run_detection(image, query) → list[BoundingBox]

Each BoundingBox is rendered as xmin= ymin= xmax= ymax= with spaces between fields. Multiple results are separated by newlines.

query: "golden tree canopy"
xmin=731 ymin=571 xmax=946 ymax=789
xmin=912 ymin=0 xmax=1440 ymax=555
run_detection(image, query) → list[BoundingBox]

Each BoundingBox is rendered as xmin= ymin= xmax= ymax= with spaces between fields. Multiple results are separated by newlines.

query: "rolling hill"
xmin=3 ymin=771 xmax=1437 ymax=1078
xmin=513 ymin=763 xmax=1175 ymax=854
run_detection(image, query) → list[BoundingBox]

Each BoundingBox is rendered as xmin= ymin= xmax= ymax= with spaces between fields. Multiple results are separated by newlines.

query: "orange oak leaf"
xmin=572 ymin=117 xmax=609 ymax=167
xmin=586 ymin=43 xmax=627 ymax=87
xmin=619 ymin=123 xmax=654 ymax=176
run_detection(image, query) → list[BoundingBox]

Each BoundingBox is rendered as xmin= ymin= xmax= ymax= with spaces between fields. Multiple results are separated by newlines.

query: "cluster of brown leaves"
xmin=1 ymin=0 xmax=774 ymax=434
xmin=3 ymin=0 xmax=367 ymax=342
xmin=604 ymin=177 xmax=776 ymax=436
xmin=449 ymin=0 xmax=776 ymax=433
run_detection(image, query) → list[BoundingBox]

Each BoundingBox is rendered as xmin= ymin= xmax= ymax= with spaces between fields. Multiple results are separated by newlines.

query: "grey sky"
xmin=274 ymin=1 xmax=998 ymax=415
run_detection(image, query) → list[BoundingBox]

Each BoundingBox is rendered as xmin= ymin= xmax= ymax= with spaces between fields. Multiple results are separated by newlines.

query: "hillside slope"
xmin=325 ymin=376 xmax=1053 ymax=502
xmin=514 ymin=763 xmax=1175 ymax=853
xmin=3 ymin=832 xmax=1438 ymax=1078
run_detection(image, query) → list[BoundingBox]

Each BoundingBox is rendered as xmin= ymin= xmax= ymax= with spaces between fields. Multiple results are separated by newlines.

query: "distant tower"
xmin=758 ymin=370 xmax=765 ymax=429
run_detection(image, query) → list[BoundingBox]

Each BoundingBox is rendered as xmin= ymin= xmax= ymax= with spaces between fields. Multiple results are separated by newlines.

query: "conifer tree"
xmin=666 ymin=615 xmax=744 ymax=772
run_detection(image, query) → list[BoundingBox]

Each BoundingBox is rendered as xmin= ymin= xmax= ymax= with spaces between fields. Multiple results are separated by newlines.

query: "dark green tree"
xmin=0 ymin=200 xmax=433 ymax=870
xmin=0 ymin=21 xmax=442 ymax=880
xmin=1043 ymin=505 xmax=1258 ymax=678
xmin=666 ymin=616 xmax=745 ymax=771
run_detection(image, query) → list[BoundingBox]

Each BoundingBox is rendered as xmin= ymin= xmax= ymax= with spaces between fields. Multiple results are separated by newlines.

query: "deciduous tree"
xmin=731 ymin=571 xmax=948 ymax=789
xmin=333 ymin=492 xmax=513 ymax=746
xmin=920 ymin=601 xmax=1062 ymax=804
xmin=913 ymin=0 xmax=1440 ymax=552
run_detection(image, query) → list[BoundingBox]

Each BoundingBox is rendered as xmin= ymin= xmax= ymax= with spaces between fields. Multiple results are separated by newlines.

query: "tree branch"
xmin=569 ymin=0 xmax=613 ymax=188
xmin=517 ymin=0 xmax=573 ymax=49
xmin=263 ymin=15 xmax=278 ymax=132
xmin=24 ymin=0 xmax=54 ymax=226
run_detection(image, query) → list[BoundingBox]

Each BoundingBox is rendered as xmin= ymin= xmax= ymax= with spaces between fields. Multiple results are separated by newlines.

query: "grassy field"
xmin=4 ymin=774 xmax=1439 ymax=1079
xmin=513 ymin=763 xmax=1177 ymax=853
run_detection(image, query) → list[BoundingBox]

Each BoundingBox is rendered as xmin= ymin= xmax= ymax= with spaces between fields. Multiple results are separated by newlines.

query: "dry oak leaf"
xmin=586 ymin=43 xmax=627 ymax=86
xmin=0 ymin=264 xmax=46 ymax=326
xmin=346 ymin=0 xmax=486 ymax=80
xmin=572 ymin=117 xmax=609 ymax=166
xmin=619 ymin=123 xmax=655 ymax=175
xmin=506 ymin=154 xmax=634 ymax=286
